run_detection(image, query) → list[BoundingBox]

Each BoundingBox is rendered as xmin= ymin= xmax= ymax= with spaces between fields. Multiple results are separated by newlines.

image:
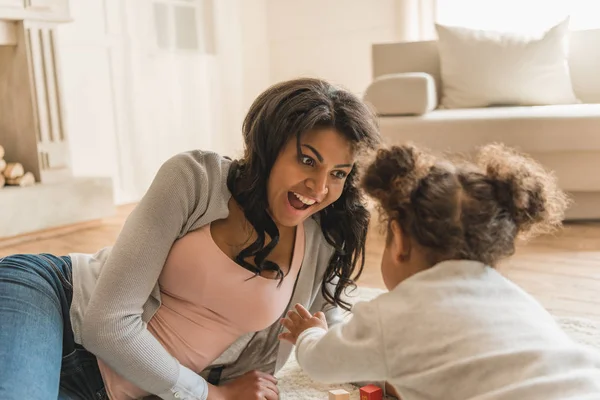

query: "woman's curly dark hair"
xmin=227 ymin=78 xmax=381 ymax=310
xmin=362 ymin=143 xmax=570 ymax=267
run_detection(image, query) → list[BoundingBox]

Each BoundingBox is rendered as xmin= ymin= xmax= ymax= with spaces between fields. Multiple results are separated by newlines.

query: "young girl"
xmin=279 ymin=143 xmax=600 ymax=399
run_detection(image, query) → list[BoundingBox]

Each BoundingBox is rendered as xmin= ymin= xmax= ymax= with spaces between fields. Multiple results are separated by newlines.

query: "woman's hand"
xmin=278 ymin=304 xmax=328 ymax=345
xmin=207 ymin=370 xmax=279 ymax=400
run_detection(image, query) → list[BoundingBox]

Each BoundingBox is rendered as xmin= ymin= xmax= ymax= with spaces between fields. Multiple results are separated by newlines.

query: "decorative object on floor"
xmin=329 ymin=388 xmax=350 ymax=400
xmin=4 ymin=162 xmax=24 ymax=179
xmin=0 ymin=159 xmax=35 ymax=188
xmin=360 ymin=384 xmax=383 ymax=400
xmin=6 ymin=171 xmax=35 ymax=187
xmin=276 ymin=287 xmax=600 ymax=399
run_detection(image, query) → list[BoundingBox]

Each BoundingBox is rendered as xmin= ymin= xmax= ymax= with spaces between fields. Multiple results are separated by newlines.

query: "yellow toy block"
xmin=329 ymin=388 xmax=350 ymax=400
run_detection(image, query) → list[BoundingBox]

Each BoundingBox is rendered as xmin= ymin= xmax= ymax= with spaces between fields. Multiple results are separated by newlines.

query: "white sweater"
xmin=296 ymin=260 xmax=600 ymax=399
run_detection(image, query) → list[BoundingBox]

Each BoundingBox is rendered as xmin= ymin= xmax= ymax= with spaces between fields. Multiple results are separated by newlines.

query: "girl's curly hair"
xmin=361 ymin=143 xmax=570 ymax=267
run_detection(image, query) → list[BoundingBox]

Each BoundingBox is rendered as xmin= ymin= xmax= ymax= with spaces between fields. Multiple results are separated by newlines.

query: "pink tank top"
xmin=97 ymin=222 xmax=305 ymax=399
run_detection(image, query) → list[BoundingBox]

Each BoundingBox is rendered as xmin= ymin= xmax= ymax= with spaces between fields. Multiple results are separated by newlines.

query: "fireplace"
xmin=0 ymin=2 xmax=114 ymax=240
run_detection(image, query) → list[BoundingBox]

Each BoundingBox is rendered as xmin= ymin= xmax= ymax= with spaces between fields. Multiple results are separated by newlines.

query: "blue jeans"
xmin=0 ymin=254 xmax=107 ymax=400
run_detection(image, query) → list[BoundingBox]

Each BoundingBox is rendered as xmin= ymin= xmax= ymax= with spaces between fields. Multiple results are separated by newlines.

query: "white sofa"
xmin=364 ymin=29 xmax=600 ymax=220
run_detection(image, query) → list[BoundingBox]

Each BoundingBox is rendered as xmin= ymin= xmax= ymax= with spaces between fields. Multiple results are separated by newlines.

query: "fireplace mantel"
xmin=0 ymin=0 xmax=73 ymax=183
xmin=0 ymin=0 xmax=115 ymax=239
xmin=0 ymin=0 xmax=70 ymax=24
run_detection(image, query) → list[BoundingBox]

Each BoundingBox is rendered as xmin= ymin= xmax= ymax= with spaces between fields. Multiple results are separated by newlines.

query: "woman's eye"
xmin=300 ymin=155 xmax=315 ymax=166
xmin=332 ymin=170 xmax=347 ymax=180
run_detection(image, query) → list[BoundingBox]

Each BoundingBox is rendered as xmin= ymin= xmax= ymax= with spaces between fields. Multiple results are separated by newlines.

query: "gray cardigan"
xmin=69 ymin=150 xmax=345 ymax=399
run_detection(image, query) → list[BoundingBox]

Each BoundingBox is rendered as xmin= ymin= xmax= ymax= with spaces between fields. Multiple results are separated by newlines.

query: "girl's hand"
xmin=278 ymin=303 xmax=328 ymax=345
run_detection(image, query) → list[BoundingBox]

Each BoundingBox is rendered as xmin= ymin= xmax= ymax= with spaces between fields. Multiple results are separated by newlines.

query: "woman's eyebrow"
xmin=302 ymin=144 xmax=353 ymax=168
xmin=302 ymin=144 xmax=323 ymax=162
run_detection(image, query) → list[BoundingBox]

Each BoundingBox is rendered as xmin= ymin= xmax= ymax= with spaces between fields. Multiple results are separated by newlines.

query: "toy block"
xmin=360 ymin=384 xmax=383 ymax=400
xmin=329 ymin=388 xmax=350 ymax=400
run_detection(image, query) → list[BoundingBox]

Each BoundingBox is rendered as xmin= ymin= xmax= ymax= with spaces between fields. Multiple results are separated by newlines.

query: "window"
xmin=436 ymin=0 xmax=600 ymax=32
xmin=152 ymin=0 xmax=215 ymax=53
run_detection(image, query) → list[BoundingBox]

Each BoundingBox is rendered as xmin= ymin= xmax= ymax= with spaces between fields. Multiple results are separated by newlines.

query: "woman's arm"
xmin=82 ymin=151 xmax=229 ymax=399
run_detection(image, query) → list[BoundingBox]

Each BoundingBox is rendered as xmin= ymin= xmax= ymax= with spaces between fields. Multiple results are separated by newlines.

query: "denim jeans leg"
xmin=59 ymin=342 xmax=108 ymax=400
xmin=1 ymin=253 xmax=110 ymax=399
xmin=0 ymin=253 xmax=71 ymax=399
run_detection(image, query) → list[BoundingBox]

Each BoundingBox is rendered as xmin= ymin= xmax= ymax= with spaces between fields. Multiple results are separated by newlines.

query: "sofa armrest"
xmin=363 ymin=72 xmax=438 ymax=116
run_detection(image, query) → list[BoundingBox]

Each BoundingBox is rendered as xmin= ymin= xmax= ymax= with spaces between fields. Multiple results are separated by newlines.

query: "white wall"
xmin=266 ymin=0 xmax=399 ymax=96
xmin=118 ymin=0 xmax=218 ymax=200
xmin=57 ymin=0 xmax=272 ymax=204
xmin=240 ymin=0 xmax=271 ymax=122
xmin=56 ymin=0 xmax=123 ymax=199
xmin=211 ymin=0 xmax=271 ymax=161
xmin=57 ymin=0 xmax=404 ymax=204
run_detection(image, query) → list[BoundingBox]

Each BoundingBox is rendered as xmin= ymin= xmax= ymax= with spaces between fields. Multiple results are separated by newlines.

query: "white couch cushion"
xmin=436 ymin=18 xmax=579 ymax=109
xmin=378 ymin=104 xmax=600 ymax=197
xmin=363 ymin=72 xmax=438 ymax=116
xmin=378 ymin=104 xmax=600 ymax=153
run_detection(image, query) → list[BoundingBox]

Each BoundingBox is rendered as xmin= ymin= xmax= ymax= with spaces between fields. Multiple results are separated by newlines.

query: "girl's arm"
xmin=294 ymin=300 xmax=387 ymax=384
xmin=306 ymin=274 xmax=391 ymax=395
xmin=308 ymin=277 xmax=347 ymax=328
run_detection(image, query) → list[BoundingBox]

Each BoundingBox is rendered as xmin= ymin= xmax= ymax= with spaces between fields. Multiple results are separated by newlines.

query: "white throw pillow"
xmin=436 ymin=18 xmax=579 ymax=109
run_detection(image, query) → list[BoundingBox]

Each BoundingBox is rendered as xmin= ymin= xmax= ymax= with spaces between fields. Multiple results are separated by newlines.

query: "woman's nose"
xmin=306 ymin=173 xmax=328 ymax=199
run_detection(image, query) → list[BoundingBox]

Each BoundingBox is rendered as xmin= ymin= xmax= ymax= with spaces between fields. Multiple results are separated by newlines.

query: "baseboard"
xmin=565 ymin=191 xmax=600 ymax=221
xmin=363 ymin=190 xmax=600 ymax=223
xmin=0 ymin=219 xmax=103 ymax=248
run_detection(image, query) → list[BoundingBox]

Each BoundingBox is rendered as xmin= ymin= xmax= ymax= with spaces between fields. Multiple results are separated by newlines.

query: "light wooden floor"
xmin=2 ymin=204 xmax=600 ymax=321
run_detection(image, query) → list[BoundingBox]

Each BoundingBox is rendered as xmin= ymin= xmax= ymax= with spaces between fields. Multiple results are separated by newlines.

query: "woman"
xmin=0 ymin=78 xmax=381 ymax=400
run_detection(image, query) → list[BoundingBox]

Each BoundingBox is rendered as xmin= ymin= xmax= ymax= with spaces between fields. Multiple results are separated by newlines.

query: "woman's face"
xmin=267 ymin=128 xmax=355 ymax=228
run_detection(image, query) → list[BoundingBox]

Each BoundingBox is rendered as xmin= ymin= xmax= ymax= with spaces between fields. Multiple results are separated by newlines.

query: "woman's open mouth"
xmin=287 ymin=191 xmax=315 ymax=211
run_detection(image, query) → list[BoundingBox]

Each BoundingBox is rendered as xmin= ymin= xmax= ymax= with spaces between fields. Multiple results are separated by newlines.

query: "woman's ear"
xmin=390 ymin=220 xmax=411 ymax=262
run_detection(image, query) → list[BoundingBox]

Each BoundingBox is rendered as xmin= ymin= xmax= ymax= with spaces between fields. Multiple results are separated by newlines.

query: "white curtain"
xmin=396 ymin=0 xmax=599 ymax=45
xmin=114 ymin=0 xmax=258 ymax=200
xmin=396 ymin=0 xmax=438 ymax=41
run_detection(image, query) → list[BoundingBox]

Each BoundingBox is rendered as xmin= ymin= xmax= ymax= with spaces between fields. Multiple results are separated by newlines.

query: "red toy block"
xmin=360 ymin=384 xmax=383 ymax=400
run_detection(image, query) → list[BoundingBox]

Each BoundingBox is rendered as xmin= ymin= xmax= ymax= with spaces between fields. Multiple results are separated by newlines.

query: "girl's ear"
xmin=390 ymin=220 xmax=411 ymax=262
